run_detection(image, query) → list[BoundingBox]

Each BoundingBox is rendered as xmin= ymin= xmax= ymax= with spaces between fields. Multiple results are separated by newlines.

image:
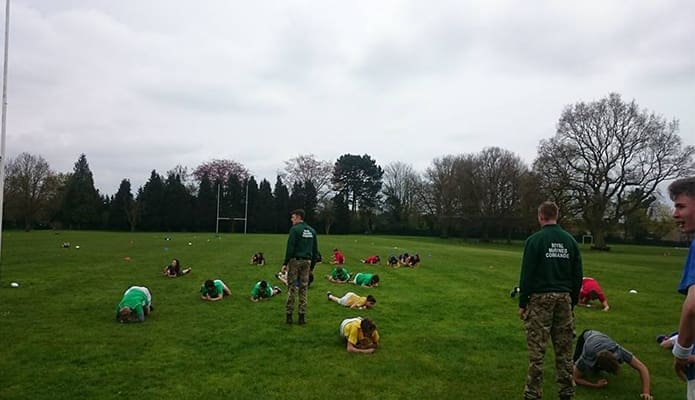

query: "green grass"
xmin=0 ymin=231 xmax=688 ymax=399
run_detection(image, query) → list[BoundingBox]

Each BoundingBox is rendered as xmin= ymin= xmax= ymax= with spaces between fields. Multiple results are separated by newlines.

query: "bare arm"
xmin=676 ymin=285 xmax=695 ymax=379
xmin=201 ymin=294 xmax=221 ymax=301
xmin=572 ymin=366 xmax=608 ymax=388
xmin=628 ymin=356 xmax=651 ymax=397
xmin=346 ymin=341 xmax=375 ymax=354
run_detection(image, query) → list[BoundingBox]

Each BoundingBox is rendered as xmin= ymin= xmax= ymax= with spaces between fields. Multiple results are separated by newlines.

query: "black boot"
xmin=286 ymin=314 xmax=292 ymax=325
xmin=298 ymin=313 xmax=305 ymax=325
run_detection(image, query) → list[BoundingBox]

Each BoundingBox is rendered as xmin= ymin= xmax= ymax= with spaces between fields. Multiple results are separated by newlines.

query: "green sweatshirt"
xmin=518 ymin=224 xmax=583 ymax=308
xmin=283 ymin=221 xmax=319 ymax=266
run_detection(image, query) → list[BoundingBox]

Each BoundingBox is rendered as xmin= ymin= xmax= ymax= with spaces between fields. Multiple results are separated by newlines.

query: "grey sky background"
xmin=5 ymin=1 xmax=695 ymax=195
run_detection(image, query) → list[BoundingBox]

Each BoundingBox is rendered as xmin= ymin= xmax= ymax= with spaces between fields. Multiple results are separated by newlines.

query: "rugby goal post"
xmin=215 ymin=183 xmax=248 ymax=235
xmin=582 ymin=234 xmax=593 ymax=245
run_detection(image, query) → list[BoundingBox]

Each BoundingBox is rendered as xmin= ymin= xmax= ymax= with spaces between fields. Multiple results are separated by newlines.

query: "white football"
xmin=10 ymin=282 xmax=19 ymax=287
xmin=628 ymin=289 xmax=638 ymax=294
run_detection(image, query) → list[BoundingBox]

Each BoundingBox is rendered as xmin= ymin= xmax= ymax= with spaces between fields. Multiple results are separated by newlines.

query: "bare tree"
xmin=382 ymin=161 xmax=423 ymax=227
xmin=192 ymin=159 xmax=249 ymax=184
xmin=425 ymin=155 xmax=471 ymax=237
xmin=470 ymin=147 xmax=529 ymax=240
xmin=283 ymin=154 xmax=334 ymax=201
xmin=534 ymin=93 xmax=695 ymax=249
xmin=3 ymin=153 xmax=56 ymax=230
xmin=167 ymin=164 xmax=197 ymax=195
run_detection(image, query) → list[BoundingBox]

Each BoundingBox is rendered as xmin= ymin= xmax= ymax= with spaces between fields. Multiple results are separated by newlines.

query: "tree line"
xmin=4 ymin=93 xmax=694 ymax=248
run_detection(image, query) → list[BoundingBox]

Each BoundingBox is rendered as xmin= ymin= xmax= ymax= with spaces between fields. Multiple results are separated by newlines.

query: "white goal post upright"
xmin=0 ymin=0 xmax=10 ymax=267
xmin=215 ymin=181 xmax=248 ymax=235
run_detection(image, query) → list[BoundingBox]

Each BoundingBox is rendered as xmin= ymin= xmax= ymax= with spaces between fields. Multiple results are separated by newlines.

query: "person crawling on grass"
xmin=573 ymin=329 xmax=652 ymax=400
xmin=200 ymin=279 xmax=232 ymax=301
xmin=657 ymin=331 xmax=683 ymax=349
xmin=275 ymin=265 xmax=289 ymax=285
xmin=387 ymin=254 xmax=399 ymax=267
xmin=578 ymin=277 xmax=610 ymax=311
xmin=327 ymin=292 xmax=376 ymax=310
xmin=339 ymin=317 xmax=380 ymax=354
xmin=250 ymin=252 xmax=266 ymax=266
xmin=406 ymin=253 xmax=420 ymax=267
xmin=332 ymin=248 xmax=345 ymax=265
xmin=326 ymin=266 xmax=351 ymax=283
xmin=116 ymin=286 xmax=153 ymax=323
xmin=361 ymin=255 xmax=380 ymax=265
xmin=351 ymin=272 xmax=379 ymax=287
xmin=163 ymin=258 xmax=191 ymax=277
xmin=250 ymin=280 xmax=282 ymax=302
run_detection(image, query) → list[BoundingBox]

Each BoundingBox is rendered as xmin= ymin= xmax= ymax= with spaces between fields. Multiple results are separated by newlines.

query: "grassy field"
xmin=0 ymin=230 xmax=689 ymax=399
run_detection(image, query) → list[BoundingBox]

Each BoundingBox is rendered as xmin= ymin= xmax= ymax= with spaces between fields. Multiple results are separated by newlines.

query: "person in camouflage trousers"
xmin=518 ymin=201 xmax=583 ymax=400
xmin=282 ymin=209 xmax=318 ymax=325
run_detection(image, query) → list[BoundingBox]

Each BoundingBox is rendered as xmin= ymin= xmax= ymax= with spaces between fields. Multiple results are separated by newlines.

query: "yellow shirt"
xmin=344 ymin=293 xmax=367 ymax=308
xmin=343 ymin=319 xmax=380 ymax=346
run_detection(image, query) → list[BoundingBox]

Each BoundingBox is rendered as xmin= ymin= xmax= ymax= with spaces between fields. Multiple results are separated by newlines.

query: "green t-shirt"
xmin=331 ymin=267 xmax=350 ymax=281
xmin=354 ymin=273 xmax=374 ymax=286
xmin=251 ymin=281 xmax=272 ymax=299
xmin=200 ymin=280 xmax=225 ymax=298
xmin=116 ymin=287 xmax=148 ymax=321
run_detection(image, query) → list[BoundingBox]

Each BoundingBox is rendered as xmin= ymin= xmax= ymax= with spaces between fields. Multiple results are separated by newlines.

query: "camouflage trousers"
xmin=523 ymin=292 xmax=575 ymax=400
xmin=285 ymin=258 xmax=310 ymax=315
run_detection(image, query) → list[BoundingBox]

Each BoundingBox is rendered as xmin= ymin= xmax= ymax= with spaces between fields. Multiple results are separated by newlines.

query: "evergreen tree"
xmin=139 ymin=170 xmax=165 ymax=231
xmin=163 ymin=172 xmax=192 ymax=231
xmin=225 ymin=174 xmax=244 ymax=232
xmin=245 ymin=177 xmax=259 ymax=232
xmin=289 ymin=181 xmax=306 ymax=212
xmin=256 ymin=179 xmax=275 ymax=233
xmin=273 ymin=176 xmax=290 ymax=233
xmin=109 ymin=179 xmax=135 ymax=231
xmin=194 ymin=174 xmax=216 ymax=232
xmin=61 ymin=154 xmax=101 ymax=229
xmin=332 ymin=154 xmax=384 ymax=213
xmin=331 ymin=193 xmax=351 ymax=234
xmin=303 ymin=180 xmax=318 ymax=224
xmin=289 ymin=181 xmax=318 ymax=224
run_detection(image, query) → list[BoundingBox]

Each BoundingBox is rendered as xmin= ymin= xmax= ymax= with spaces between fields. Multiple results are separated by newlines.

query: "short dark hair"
xmin=668 ymin=177 xmax=695 ymax=200
xmin=259 ymin=280 xmax=267 ymax=288
xmin=594 ymin=350 xmax=620 ymax=375
xmin=361 ymin=318 xmax=377 ymax=335
xmin=371 ymin=274 xmax=380 ymax=284
xmin=538 ymin=201 xmax=559 ymax=220
xmin=291 ymin=209 xmax=305 ymax=219
xmin=366 ymin=295 xmax=376 ymax=304
xmin=205 ymin=279 xmax=214 ymax=288
xmin=117 ymin=307 xmax=131 ymax=322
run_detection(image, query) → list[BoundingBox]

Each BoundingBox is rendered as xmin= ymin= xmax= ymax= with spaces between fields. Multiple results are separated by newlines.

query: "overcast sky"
xmin=5 ymin=1 xmax=694 ymax=195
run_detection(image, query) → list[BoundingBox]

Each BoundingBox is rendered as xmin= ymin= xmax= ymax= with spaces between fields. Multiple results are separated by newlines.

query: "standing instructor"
xmin=518 ymin=201 xmax=583 ymax=400
xmin=283 ymin=209 xmax=318 ymax=325
xmin=669 ymin=177 xmax=695 ymax=399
